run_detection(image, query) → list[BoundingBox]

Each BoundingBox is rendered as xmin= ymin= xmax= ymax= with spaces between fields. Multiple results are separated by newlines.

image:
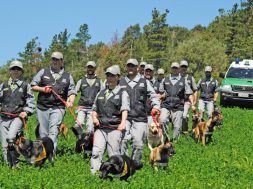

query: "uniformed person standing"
xmin=159 ymin=62 xmax=195 ymax=141
xmin=119 ymin=59 xmax=160 ymax=168
xmin=91 ymin=65 xmax=129 ymax=174
xmin=74 ymin=61 xmax=103 ymax=137
xmin=0 ymin=60 xmax=35 ymax=168
xmin=138 ymin=61 xmax=147 ymax=78
xmin=154 ymin=68 xmax=165 ymax=94
xmin=144 ymin=64 xmax=158 ymax=126
xmin=31 ymin=52 xmax=76 ymax=151
xmin=197 ymin=66 xmax=219 ymax=120
xmin=179 ymin=60 xmax=198 ymax=133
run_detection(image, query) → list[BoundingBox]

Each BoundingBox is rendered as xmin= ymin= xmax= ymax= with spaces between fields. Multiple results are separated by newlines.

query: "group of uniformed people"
xmin=0 ymin=51 xmax=219 ymax=172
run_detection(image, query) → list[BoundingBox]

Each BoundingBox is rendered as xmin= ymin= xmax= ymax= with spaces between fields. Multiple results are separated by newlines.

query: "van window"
xmin=226 ymin=67 xmax=253 ymax=79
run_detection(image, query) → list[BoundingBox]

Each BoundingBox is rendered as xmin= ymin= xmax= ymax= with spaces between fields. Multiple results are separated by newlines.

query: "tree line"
xmin=1 ymin=1 xmax=253 ymax=82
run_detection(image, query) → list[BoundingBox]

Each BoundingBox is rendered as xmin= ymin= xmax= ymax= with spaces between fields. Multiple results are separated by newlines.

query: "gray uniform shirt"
xmin=0 ymin=78 xmax=35 ymax=114
xmin=159 ymin=74 xmax=193 ymax=95
xmin=196 ymin=77 xmax=219 ymax=92
xmin=92 ymin=85 xmax=130 ymax=113
xmin=75 ymin=74 xmax=104 ymax=93
xmin=124 ymin=74 xmax=160 ymax=110
xmin=31 ymin=67 xmax=76 ymax=97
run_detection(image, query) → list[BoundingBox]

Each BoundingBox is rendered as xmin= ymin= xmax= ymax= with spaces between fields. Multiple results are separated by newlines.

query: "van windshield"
xmin=226 ymin=67 xmax=253 ymax=79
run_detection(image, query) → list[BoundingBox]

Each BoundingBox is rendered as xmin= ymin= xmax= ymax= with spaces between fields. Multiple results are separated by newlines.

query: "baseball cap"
xmin=126 ymin=58 xmax=138 ymax=66
xmin=112 ymin=65 xmax=121 ymax=75
xmin=180 ymin=60 xmax=188 ymax=67
xmin=86 ymin=61 xmax=96 ymax=67
xmin=157 ymin=68 xmax=165 ymax=75
xmin=171 ymin=62 xmax=179 ymax=68
xmin=9 ymin=60 xmax=23 ymax=70
xmin=105 ymin=66 xmax=120 ymax=75
xmin=144 ymin=64 xmax=154 ymax=71
xmin=51 ymin=52 xmax=63 ymax=59
xmin=140 ymin=61 xmax=147 ymax=67
xmin=205 ymin=66 xmax=212 ymax=72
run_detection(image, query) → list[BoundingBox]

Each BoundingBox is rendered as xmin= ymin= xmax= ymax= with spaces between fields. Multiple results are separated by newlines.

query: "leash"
xmin=51 ymin=89 xmax=83 ymax=129
xmin=0 ymin=112 xmax=27 ymax=130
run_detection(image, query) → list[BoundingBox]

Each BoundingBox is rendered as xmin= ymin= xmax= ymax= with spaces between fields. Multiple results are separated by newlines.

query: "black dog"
xmin=15 ymin=137 xmax=34 ymax=160
xmin=15 ymin=137 xmax=54 ymax=167
xmin=71 ymin=127 xmax=93 ymax=158
xmin=99 ymin=155 xmax=141 ymax=181
xmin=30 ymin=137 xmax=54 ymax=167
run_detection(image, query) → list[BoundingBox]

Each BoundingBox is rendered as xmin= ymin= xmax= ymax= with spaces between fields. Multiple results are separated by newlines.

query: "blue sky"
xmin=0 ymin=0 xmax=241 ymax=66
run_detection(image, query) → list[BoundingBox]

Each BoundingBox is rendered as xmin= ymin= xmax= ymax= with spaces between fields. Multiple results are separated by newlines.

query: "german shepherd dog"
xmin=149 ymin=138 xmax=176 ymax=171
xmin=99 ymin=155 xmax=142 ymax=181
xmin=192 ymin=108 xmax=223 ymax=145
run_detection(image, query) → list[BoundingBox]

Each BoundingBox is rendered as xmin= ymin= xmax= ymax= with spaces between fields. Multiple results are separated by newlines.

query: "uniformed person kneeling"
xmin=91 ymin=65 xmax=130 ymax=174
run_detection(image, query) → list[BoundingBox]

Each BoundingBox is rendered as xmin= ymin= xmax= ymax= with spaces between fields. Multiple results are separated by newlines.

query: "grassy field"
xmin=0 ymin=106 xmax=253 ymax=189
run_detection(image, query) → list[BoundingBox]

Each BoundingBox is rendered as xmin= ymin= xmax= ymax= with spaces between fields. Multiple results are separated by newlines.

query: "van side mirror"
xmin=219 ymin=73 xmax=225 ymax=78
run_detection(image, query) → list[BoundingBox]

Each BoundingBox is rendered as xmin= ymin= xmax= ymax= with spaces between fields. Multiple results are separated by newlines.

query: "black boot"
xmin=182 ymin=118 xmax=188 ymax=134
xmin=7 ymin=141 xmax=19 ymax=169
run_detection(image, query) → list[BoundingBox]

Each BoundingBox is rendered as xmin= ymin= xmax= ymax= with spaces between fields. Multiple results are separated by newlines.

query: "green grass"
xmin=0 ymin=106 xmax=253 ymax=188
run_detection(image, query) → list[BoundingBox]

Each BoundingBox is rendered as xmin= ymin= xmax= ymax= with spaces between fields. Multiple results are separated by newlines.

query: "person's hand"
xmin=66 ymin=100 xmax=74 ymax=108
xmin=191 ymin=105 xmax=196 ymax=111
xmin=44 ymin=86 xmax=52 ymax=93
xmin=117 ymin=122 xmax=126 ymax=131
xmin=93 ymin=117 xmax=100 ymax=127
xmin=151 ymin=108 xmax=160 ymax=116
xmin=19 ymin=112 xmax=28 ymax=119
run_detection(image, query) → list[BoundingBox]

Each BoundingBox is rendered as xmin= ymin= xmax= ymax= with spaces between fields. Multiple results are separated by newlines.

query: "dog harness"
xmin=113 ymin=161 xmax=128 ymax=178
xmin=121 ymin=161 xmax=128 ymax=177
xmin=35 ymin=144 xmax=47 ymax=162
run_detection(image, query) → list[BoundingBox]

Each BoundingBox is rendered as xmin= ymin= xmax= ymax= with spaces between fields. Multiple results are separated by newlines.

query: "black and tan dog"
xmin=149 ymin=138 xmax=176 ymax=171
xmin=15 ymin=137 xmax=54 ymax=167
xmin=192 ymin=108 xmax=223 ymax=145
xmin=71 ymin=127 xmax=93 ymax=158
xmin=99 ymin=155 xmax=141 ymax=181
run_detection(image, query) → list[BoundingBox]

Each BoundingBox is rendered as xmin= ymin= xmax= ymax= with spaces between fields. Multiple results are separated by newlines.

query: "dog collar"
xmin=35 ymin=144 xmax=47 ymax=162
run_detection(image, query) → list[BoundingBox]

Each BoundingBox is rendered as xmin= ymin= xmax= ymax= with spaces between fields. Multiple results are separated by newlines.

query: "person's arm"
xmin=118 ymin=90 xmax=130 ymax=131
xmin=0 ymin=83 xmax=4 ymax=103
xmin=66 ymin=75 xmax=77 ymax=108
xmin=92 ymin=93 xmax=100 ymax=127
xmin=185 ymin=79 xmax=195 ymax=110
xmin=213 ymin=80 xmax=219 ymax=102
xmin=213 ymin=92 xmax=219 ymax=102
xmin=75 ymin=79 xmax=82 ymax=93
xmin=147 ymin=80 xmax=160 ymax=115
xmin=20 ymin=84 xmax=36 ymax=118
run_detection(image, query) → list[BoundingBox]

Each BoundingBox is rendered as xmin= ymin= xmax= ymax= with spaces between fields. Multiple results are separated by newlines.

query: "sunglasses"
xmin=51 ymin=57 xmax=61 ymax=61
xmin=10 ymin=67 xmax=22 ymax=71
xmin=171 ymin=67 xmax=179 ymax=69
xmin=127 ymin=64 xmax=137 ymax=68
xmin=180 ymin=65 xmax=188 ymax=68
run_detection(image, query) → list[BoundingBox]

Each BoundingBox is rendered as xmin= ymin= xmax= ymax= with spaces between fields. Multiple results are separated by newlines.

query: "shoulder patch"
xmin=139 ymin=83 xmax=145 ymax=87
xmin=43 ymin=76 xmax=50 ymax=80
xmin=114 ymin=95 xmax=120 ymax=99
